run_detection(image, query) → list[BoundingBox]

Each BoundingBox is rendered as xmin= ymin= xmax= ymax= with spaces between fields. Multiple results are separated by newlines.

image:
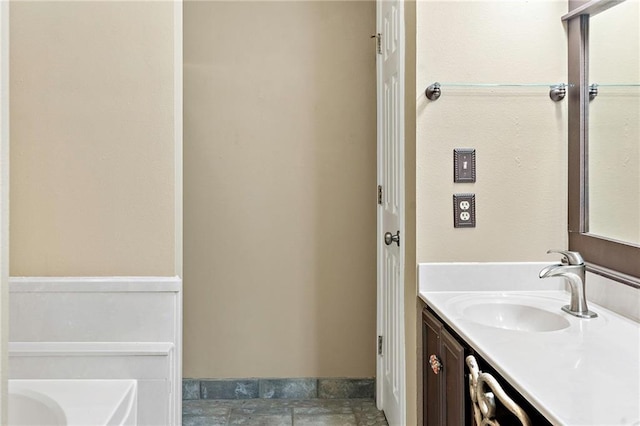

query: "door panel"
xmin=423 ymin=310 xmax=443 ymax=426
xmin=423 ymin=309 xmax=466 ymax=425
xmin=442 ymin=328 xmax=465 ymax=425
xmin=377 ymin=0 xmax=404 ymax=425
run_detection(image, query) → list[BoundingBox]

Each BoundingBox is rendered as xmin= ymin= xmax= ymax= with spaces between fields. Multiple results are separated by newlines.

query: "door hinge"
xmin=378 ymin=335 xmax=383 ymax=355
xmin=371 ymin=33 xmax=382 ymax=55
xmin=377 ymin=185 xmax=383 ymax=205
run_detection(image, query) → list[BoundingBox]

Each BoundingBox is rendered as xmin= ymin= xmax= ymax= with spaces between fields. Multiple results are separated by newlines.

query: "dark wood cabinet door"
xmin=441 ymin=328 xmax=465 ymax=425
xmin=423 ymin=309 xmax=443 ymax=425
xmin=423 ymin=309 xmax=466 ymax=426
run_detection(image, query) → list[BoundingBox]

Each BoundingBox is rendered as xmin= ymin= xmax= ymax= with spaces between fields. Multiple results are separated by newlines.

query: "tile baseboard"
xmin=183 ymin=378 xmax=375 ymax=400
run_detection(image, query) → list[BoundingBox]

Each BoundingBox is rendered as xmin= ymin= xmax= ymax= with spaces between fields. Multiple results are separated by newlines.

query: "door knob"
xmin=429 ymin=354 xmax=442 ymax=375
xmin=384 ymin=231 xmax=400 ymax=246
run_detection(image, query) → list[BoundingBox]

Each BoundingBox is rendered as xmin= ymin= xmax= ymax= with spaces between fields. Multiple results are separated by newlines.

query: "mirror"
xmin=565 ymin=0 xmax=640 ymax=283
xmin=588 ymin=0 xmax=640 ymax=245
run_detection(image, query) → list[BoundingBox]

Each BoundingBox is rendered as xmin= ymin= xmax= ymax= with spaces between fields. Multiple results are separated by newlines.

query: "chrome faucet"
xmin=539 ymin=250 xmax=597 ymax=319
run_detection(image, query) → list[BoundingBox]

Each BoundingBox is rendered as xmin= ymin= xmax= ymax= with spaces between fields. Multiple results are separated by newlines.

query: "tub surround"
xmin=419 ymin=262 xmax=640 ymax=425
xmin=9 ymin=341 xmax=174 ymax=358
xmin=9 ymin=276 xmax=182 ymax=426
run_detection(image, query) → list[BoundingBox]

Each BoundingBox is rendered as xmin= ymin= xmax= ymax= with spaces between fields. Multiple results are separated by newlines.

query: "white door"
xmin=376 ymin=1 xmax=405 ymax=425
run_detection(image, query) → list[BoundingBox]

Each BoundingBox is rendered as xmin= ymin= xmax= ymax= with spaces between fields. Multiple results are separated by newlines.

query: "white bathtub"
xmin=9 ymin=380 xmax=137 ymax=426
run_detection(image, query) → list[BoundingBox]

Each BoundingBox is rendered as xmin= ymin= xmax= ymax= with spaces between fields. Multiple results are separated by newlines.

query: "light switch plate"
xmin=453 ymin=193 xmax=476 ymax=228
xmin=454 ymin=148 xmax=476 ymax=183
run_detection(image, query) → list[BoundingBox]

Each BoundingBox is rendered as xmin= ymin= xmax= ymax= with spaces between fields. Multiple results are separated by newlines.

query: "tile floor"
xmin=183 ymin=398 xmax=389 ymax=426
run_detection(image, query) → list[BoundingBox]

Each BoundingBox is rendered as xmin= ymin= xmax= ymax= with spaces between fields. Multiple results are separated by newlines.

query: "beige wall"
xmin=416 ymin=0 xmax=569 ymax=264
xmin=588 ymin=0 xmax=640 ymax=244
xmin=184 ymin=1 xmax=377 ymax=378
xmin=9 ymin=1 xmax=176 ymax=277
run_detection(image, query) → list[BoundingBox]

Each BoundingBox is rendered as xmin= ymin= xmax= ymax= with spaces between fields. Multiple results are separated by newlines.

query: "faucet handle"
xmin=547 ymin=249 xmax=585 ymax=265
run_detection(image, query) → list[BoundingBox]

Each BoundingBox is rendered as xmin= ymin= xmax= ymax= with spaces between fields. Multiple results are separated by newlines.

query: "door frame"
xmin=376 ymin=0 xmax=406 ymax=423
xmin=0 ymin=0 xmax=9 ymax=421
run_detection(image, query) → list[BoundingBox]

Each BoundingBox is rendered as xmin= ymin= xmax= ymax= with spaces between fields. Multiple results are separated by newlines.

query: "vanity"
xmin=418 ymin=262 xmax=640 ymax=425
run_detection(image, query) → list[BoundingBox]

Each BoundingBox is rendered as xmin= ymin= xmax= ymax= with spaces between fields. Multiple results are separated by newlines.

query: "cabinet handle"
xmin=429 ymin=354 xmax=442 ymax=375
xmin=466 ymin=355 xmax=532 ymax=426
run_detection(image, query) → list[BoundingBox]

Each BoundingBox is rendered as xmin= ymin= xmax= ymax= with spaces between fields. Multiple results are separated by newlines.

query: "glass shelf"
xmin=589 ymin=83 xmax=640 ymax=87
xmin=588 ymin=83 xmax=639 ymax=100
xmin=424 ymin=82 xmax=569 ymax=102
xmin=432 ymin=82 xmax=569 ymax=87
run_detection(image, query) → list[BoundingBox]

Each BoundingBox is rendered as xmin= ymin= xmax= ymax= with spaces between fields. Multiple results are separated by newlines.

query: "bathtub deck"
xmin=182 ymin=398 xmax=388 ymax=426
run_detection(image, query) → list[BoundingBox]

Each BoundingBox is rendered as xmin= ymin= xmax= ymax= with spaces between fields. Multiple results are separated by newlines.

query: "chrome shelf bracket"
xmin=589 ymin=84 xmax=598 ymax=101
xmin=425 ymin=82 xmax=441 ymax=101
xmin=549 ymin=84 xmax=567 ymax=102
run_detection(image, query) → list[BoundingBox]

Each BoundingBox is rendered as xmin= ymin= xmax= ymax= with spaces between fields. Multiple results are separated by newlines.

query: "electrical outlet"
xmin=453 ymin=194 xmax=476 ymax=228
xmin=454 ymin=148 xmax=476 ymax=183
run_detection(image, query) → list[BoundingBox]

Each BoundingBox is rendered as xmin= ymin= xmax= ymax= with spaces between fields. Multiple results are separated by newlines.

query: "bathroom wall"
xmin=9 ymin=1 xmax=178 ymax=277
xmin=184 ymin=1 xmax=377 ymax=378
xmin=416 ymin=0 xmax=569 ymax=264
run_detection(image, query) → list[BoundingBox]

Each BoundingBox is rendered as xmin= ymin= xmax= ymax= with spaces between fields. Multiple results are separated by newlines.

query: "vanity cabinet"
xmin=422 ymin=308 xmax=468 ymax=425
xmin=422 ymin=304 xmax=553 ymax=426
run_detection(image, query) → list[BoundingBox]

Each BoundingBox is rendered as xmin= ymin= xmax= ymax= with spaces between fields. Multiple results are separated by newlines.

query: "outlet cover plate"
xmin=453 ymin=193 xmax=476 ymax=228
xmin=454 ymin=148 xmax=476 ymax=183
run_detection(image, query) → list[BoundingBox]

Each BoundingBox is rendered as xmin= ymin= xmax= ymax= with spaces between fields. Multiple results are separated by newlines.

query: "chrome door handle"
xmin=384 ymin=231 xmax=400 ymax=246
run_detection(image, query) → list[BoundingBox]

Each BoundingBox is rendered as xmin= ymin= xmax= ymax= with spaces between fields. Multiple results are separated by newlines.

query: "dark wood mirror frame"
xmin=564 ymin=0 xmax=640 ymax=287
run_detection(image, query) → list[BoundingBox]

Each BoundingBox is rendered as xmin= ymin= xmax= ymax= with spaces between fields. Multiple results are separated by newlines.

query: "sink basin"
xmin=462 ymin=302 xmax=570 ymax=332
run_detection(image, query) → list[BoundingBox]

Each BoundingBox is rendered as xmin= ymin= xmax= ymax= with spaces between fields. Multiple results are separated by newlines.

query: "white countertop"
xmin=419 ymin=262 xmax=640 ymax=426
